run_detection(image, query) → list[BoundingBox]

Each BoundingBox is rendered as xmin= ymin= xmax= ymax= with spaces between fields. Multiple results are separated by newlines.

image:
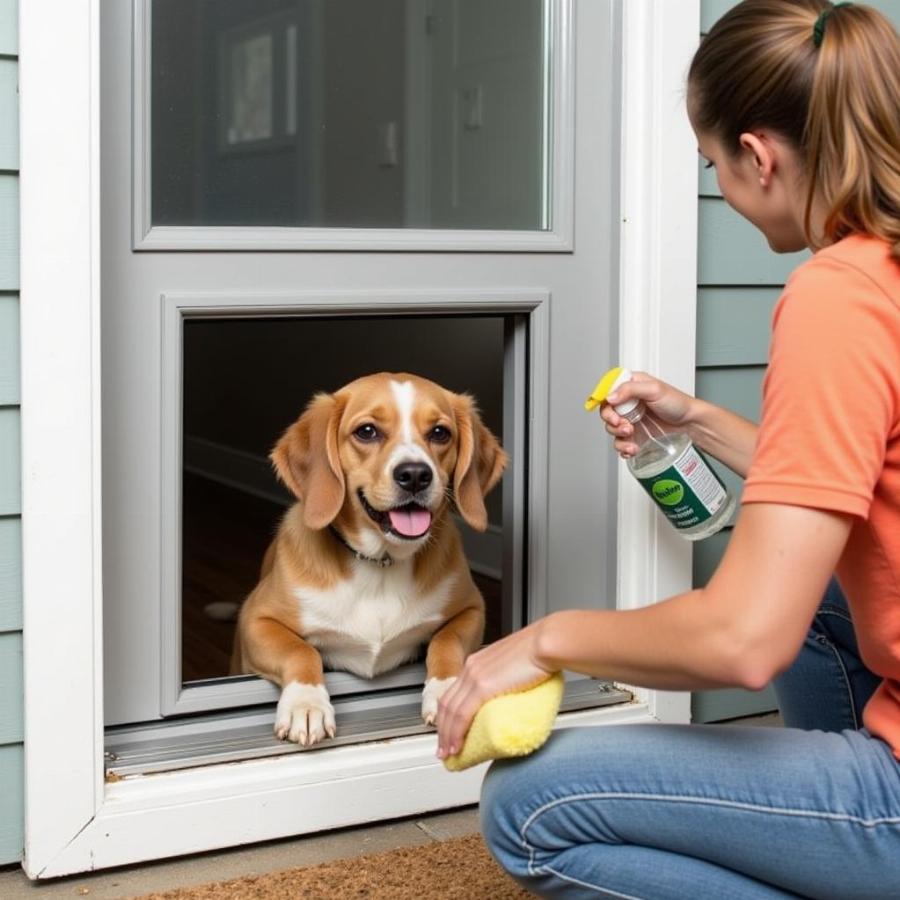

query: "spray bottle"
xmin=585 ymin=367 xmax=735 ymax=540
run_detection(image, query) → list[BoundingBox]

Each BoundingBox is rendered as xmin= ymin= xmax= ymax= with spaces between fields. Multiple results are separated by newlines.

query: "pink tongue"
xmin=388 ymin=507 xmax=432 ymax=537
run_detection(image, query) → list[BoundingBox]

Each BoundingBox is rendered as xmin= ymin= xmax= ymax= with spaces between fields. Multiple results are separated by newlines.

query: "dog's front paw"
xmin=274 ymin=682 xmax=336 ymax=746
xmin=421 ymin=676 xmax=457 ymax=726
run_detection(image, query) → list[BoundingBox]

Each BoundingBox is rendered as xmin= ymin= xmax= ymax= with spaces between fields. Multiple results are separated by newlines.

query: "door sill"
xmin=105 ymin=679 xmax=631 ymax=778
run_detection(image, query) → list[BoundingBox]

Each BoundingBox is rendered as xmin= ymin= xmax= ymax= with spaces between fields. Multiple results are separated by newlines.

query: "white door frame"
xmin=20 ymin=0 xmax=700 ymax=878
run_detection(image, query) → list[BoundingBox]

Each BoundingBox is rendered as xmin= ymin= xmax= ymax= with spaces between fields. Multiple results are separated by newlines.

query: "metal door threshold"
xmin=105 ymin=680 xmax=631 ymax=779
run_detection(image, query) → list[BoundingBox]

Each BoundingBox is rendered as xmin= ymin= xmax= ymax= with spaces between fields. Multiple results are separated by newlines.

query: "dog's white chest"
xmin=295 ymin=564 xmax=454 ymax=678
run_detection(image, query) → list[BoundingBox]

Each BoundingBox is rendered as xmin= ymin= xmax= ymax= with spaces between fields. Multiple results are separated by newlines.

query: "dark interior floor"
xmin=181 ymin=473 xmax=504 ymax=682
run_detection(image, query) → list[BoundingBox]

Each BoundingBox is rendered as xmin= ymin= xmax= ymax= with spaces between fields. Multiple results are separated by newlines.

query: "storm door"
xmin=101 ymin=0 xmax=625 ymax=773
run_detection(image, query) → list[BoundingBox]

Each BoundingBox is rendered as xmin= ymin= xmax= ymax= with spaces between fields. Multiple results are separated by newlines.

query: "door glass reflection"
xmin=152 ymin=0 xmax=549 ymax=230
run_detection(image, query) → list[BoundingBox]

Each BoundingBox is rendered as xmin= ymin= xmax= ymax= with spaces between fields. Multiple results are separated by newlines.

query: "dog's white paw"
xmin=274 ymin=682 xmax=336 ymax=746
xmin=421 ymin=676 xmax=457 ymax=726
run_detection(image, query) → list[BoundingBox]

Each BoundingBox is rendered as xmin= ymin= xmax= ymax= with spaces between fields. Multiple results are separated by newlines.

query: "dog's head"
xmin=271 ymin=373 xmax=508 ymax=555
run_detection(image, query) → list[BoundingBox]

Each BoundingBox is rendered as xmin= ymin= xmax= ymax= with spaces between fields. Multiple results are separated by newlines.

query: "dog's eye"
xmin=428 ymin=425 xmax=452 ymax=444
xmin=353 ymin=423 xmax=381 ymax=442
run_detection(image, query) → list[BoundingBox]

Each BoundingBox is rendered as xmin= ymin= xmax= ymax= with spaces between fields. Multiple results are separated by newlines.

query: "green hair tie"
xmin=813 ymin=2 xmax=853 ymax=48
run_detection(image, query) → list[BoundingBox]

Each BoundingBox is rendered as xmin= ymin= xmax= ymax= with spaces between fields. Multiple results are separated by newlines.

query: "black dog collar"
xmin=328 ymin=526 xmax=393 ymax=568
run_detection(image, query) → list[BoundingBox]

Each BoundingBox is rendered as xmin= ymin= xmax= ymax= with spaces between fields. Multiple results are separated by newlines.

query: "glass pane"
xmin=180 ymin=315 xmax=508 ymax=684
xmin=151 ymin=0 xmax=549 ymax=230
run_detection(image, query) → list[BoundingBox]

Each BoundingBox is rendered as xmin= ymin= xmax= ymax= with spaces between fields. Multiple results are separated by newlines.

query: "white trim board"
xmin=20 ymin=0 xmax=105 ymax=877
xmin=616 ymin=0 xmax=698 ymax=723
xmin=44 ymin=703 xmax=656 ymax=876
xmin=20 ymin=0 xmax=699 ymax=878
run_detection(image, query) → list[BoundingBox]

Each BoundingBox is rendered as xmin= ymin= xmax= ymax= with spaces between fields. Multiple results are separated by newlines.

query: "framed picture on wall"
xmin=225 ymin=29 xmax=273 ymax=145
xmin=216 ymin=13 xmax=298 ymax=154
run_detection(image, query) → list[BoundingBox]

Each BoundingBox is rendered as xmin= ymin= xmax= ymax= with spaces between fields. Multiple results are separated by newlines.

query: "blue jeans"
xmin=480 ymin=582 xmax=900 ymax=898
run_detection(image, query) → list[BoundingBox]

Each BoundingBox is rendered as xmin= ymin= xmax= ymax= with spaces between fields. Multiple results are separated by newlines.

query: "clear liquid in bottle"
xmin=625 ymin=404 xmax=735 ymax=541
xmin=586 ymin=366 xmax=735 ymax=541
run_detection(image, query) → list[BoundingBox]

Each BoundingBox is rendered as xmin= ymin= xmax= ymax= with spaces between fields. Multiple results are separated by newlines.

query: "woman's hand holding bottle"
xmin=600 ymin=371 xmax=697 ymax=459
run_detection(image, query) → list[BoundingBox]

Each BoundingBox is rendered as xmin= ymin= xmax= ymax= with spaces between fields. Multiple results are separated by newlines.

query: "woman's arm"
xmin=435 ymin=502 xmax=852 ymax=758
xmin=683 ymin=398 xmax=758 ymax=478
xmin=603 ymin=373 xmax=758 ymax=477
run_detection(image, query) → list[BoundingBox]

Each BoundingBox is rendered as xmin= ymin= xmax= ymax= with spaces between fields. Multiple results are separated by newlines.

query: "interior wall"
xmin=183 ymin=315 xmax=506 ymax=522
xmin=321 ymin=0 xmax=406 ymax=226
xmin=426 ymin=0 xmax=544 ymax=229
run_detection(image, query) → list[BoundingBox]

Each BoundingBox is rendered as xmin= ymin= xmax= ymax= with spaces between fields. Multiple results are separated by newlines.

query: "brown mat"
xmin=132 ymin=833 xmax=534 ymax=900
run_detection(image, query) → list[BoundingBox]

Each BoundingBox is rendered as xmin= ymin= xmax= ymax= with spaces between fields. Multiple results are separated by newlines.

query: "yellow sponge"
xmin=443 ymin=672 xmax=565 ymax=772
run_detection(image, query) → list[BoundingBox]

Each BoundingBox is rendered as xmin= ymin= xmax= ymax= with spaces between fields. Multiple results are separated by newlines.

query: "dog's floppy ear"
xmin=451 ymin=393 xmax=508 ymax=532
xmin=271 ymin=392 xmax=346 ymax=530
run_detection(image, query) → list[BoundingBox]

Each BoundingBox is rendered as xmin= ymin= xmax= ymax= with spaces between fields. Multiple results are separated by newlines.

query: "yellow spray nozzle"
xmin=584 ymin=366 xmax=625 ymax=412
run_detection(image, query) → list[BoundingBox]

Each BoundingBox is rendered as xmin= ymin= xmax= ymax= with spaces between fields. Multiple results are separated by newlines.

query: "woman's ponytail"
xmin=805 ymin=4 xmax=900 ymax=259
xmin=690 ymin=0 xmax=900 ymax=260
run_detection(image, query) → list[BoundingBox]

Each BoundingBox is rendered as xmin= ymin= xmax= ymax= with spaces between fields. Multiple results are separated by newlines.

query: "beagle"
xmin=231 ymin=372 xmax=507 ymax=746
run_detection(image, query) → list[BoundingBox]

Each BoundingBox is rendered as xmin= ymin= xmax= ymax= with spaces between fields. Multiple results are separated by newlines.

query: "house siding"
xmin=692 ymin=0 xmax=900 ymax=723
xmin=0 ymin=0 xmax=20 ymax=865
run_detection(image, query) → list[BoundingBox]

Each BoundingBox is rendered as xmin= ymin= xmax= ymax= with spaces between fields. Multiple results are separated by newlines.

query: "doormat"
xmin=132 ymin=833 xmax=534 ymax=900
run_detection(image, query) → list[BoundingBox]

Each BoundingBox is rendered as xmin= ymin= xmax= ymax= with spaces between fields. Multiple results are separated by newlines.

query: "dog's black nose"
xmin=393 ymin=462 xmax=433 ymax=494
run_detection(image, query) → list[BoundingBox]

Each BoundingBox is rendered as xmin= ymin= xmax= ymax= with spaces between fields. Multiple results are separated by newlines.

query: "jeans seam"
xmin=816 ymin=605 xmax=853 ymax=624
xmin=519 ymin=792 xmax=900 ymax=896
xmin=520 ymin=791 xmax=900 ymax=840
xmin=822 ymin=633 xmax=861 ymax=729
xmin=535 ymin=863 xmax=646 ymax=899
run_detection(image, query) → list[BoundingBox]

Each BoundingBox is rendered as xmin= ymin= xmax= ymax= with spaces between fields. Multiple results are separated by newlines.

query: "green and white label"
xmin=637 ymin=445 xmax=728 ymax=530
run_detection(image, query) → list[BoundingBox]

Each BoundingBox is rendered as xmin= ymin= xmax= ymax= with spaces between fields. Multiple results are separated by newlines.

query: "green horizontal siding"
xmin=694 ymin=684 xmax=779 ymax=723
xmin=700 ymin=0 xmax=736 ymax=32
xmin=0 ymin=517 xmax=20 ymax=632
xmin=0 ymin=743 xmax=22 ymax=863
xmin=0 ymin=407 xmax=19 ymax=515
xmin=0 ymin=60 xmax=16 ymax=170
xmin=694 ymin=208 xmax=780 ymax=719
xmin=0 ymin=0 xmax=20 ymax=865
xmin=697 ymin=288 xmax=778 ymax=367
xmin=695 ymin=367 xmax=764 ymax=423
xmin=701 ymin=0 xmax=900 ymax=33
xmin=0 ymin=631 xmax=21 ymax=743
xmin=698 ymin=157 xmax=719 ymax=198
xmin=695 ymin=367 xmax=765 ymax=505
xmin=695 ymin=535 xmax=776 ymax=716
xmin=695 ymin=2 xmax=766 ymax=722
xmin=0 ymin=174 xmax=16 ymax=289
xmin=693 ymin=501 xmax=779 ymax=722
xmin=0 ymin=0 xmax=13 ymax=56
xmin=696 ymin=172 xmax=805 ymax=685
xmin=699 ymin=198 xmax=809 ymax=285
xmin=865 ymin=0 xmax=900 ymax=19
xmin=0 ymin=294 xmax=17 ymax=403
xmin=693 ymin=526 xmax=727 ymax=587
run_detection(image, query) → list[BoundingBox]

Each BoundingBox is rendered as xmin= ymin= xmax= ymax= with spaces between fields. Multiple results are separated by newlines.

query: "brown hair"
xmin=689 ymin=0 xmax=900 ymax=259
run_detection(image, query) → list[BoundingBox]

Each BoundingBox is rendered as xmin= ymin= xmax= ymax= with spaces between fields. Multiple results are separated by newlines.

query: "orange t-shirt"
xmin=742 ymin=234 xmax=900 ymax=756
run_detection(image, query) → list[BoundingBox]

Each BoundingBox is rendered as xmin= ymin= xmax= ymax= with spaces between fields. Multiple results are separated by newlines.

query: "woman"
xmin=435 ymin=1 xmax=900 ymax=896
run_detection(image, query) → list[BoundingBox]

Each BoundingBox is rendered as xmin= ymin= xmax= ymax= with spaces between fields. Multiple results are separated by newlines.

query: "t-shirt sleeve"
xmin=742 ymin=256 xmax=900 ymax=519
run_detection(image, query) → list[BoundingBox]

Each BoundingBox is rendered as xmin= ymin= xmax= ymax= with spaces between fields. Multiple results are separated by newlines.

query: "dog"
xmin=231 ymin=372 xmax=507 ymax=746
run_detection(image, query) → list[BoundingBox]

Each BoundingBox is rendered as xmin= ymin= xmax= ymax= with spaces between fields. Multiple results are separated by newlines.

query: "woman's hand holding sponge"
xmin=441 ymin=671 xmax=565 ymax=772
